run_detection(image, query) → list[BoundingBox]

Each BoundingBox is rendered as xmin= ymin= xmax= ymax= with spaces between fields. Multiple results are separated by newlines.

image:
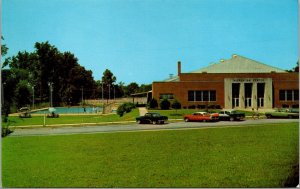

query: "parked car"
xmin=184 ymin=112 xmax=219 ymax=122
xmin=218 ymin=110 xmax=245 ymax=121
xmin=19 ymin=107 xmax=32 ymax=118
xmin=265 ymin=109 xmax=299 ymax=119
xmin=136 ymin=113 xmax=168 ymax=124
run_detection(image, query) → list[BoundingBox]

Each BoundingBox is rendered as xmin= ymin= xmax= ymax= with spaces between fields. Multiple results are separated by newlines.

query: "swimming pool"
xmin=31 ymin=107 xmax=102 ymax=114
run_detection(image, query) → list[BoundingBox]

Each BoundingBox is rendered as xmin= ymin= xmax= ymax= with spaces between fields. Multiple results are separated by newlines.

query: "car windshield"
xmin=152 ymin=113 xmax=161 ymax=117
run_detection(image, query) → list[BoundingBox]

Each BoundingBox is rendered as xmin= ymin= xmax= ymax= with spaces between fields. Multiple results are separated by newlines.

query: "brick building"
xmin=152 ymin=55 xmax=299 ymax=109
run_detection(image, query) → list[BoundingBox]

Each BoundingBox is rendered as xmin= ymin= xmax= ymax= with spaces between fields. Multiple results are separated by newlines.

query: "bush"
xmin=2 ymin=127 xmax=13 ymax=137
xmin=117 ymin=102 xmax=136 ymax=117
xmin=147 ymin=98 xmax=158 ymax=109
xmin=188 ymin=105 xmax=196 ymax=109
xmin=171 ymin=99 xmax=181 ymax=110
xmin=160 ymin=99 xmax=171 ymax=110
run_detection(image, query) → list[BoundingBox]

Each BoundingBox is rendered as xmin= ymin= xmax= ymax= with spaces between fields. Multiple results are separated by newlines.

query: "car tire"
xmin=230 ymin=117 xmax=234 ymax=121
xmin=184 ymin=118 xmax=189 ymax=122
xmin=137 ymin=120 xmax=141 ymax=124
xmin=203 ymin=119 xmax=207 ymax=122
xmin=266 ymin=115 xmax=271 ymax=119
xmin=288 ymin=115 xmax=293 ymax=119
xmin=153 ymin=120 xmax=157 ymax=124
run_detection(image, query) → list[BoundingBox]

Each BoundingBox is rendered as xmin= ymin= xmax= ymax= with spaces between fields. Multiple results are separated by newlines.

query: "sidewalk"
xmin=138 ymin=107 xmax=148 ymax=116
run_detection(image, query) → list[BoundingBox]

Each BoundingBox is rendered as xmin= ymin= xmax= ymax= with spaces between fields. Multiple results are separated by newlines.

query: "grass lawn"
xmin=2 ymin=109 xmax=139 ymax=127
xmin=2 ymin=122 xmax=298 ymax=187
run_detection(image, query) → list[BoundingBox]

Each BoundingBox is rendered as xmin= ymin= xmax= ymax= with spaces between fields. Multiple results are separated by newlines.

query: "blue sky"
xmin=2 ymin=0 xmax=298 ymax=84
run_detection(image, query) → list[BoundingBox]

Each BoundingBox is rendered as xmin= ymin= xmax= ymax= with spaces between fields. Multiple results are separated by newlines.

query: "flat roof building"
xmin=152 ymin=54 xmax=299 ymax=109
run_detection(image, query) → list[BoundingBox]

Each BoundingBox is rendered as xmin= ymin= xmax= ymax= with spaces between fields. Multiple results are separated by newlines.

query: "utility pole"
xmin=32 ymin=86 xmax=35 ymax=109
xmin=81 ymin=87 xmax=84 ymax=106
xmin=48 ymin=82 xmax=53 ymax=107
xmin=108 ymin=84 xmax=111 ymax=101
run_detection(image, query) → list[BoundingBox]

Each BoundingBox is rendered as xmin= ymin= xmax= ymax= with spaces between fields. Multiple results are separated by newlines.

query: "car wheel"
xmin=288 ymin=115 xmax=293 ymax=119
xmin=203 ymin=119 xmax=207 ymax=122
xmin=153 ymin=120 xmax=157 ymax=124
xmin=184 ymin=118 xmax=189 ymax=122
xmin=266 ymin=115 xmax=271 ymax=119
xmin=137 ymin=120 xmax=141 ymax=124
xmin=230 ymin=117 xmax=234 ymax=121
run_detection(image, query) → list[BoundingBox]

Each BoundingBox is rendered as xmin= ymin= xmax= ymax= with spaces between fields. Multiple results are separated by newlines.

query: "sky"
xmin=2 ymin=0 xmax=298 ymax=85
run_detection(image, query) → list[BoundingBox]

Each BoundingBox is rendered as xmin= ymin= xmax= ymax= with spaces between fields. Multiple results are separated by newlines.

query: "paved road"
xmin=8 ymin=119 xmax=298 ymax=137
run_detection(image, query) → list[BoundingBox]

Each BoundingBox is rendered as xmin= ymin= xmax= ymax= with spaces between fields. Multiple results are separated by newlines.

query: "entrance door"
xmin=232 ymin=98 xmax=239 ymax=108
xmin=245 ymin=98 xmax=252 ymax=108
xmin=258 ymin=97 xmax=264 ymax=107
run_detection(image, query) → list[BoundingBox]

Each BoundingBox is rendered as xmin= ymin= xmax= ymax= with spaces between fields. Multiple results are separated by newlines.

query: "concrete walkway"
xmin=138 ymin=107 xmax=148 ymax=116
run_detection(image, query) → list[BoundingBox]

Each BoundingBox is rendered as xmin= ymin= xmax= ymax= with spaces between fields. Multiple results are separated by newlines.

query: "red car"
xmin=184 ymin=112 xmax=219 ymax=122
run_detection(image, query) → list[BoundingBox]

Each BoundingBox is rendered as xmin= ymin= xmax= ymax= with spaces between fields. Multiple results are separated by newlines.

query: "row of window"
xmin=160 ymin=89 xmax=299 ymax=102
xmin=279 ymin=90 xmax=299 ymax=102
xmin=188 ymin=90 xmax=216 ymax=102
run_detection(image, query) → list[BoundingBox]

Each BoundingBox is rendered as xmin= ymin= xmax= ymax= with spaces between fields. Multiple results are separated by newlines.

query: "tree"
xmin=160 ymin=98 xmax=170 ymax=110
xmin=101 ymin=69 xmax=116 ymax=99
xmin=15 ymin=80 xmax=31 ymax=108
xmin=1 ymin=36 xmax=9 ymax=58
xmin=125 ymin=82 xmax=139 ymax=96
xmin=147 ymin=98 xmax=158 ymax=109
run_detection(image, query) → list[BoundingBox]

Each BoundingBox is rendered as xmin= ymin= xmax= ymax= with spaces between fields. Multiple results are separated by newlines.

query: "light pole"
xmin=108 ymin=84 xmax=111 ymax=101
xmin=48 ymin=82 xmax=53 ymax=107
xmin=32 ymin=86 xmax=35 ymax=109
xmin=81 ymin=86 xmax=84 ymax=106
xmin=101 ymin=81 xmax=104 ymax=104
xmin=113 ymin=85 xmax=115 ymax=101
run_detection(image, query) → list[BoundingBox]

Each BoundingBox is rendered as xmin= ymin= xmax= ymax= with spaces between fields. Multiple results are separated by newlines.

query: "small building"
xmin=152 ymin=54 xmax=299 ymax=109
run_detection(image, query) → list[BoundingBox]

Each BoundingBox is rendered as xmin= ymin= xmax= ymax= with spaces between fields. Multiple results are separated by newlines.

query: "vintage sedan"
xmin=265 ymin=109 xmax=299 ymax=119
xmin=218 ymin=110 xmax=245 ymax=121
xmin=183 ymin=112 xmax=219 ymax=122
xmin=136 ymin=112 xmax=168 ymax=124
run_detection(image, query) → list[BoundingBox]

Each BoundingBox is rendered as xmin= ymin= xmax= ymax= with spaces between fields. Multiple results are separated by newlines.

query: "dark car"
xmin=265 ymin=109 xmax=299 ymax=119
xmin=218 ymin=110 xmax=245 ymax=121
xmin=136 ymin=113 xmax=168 ymax=124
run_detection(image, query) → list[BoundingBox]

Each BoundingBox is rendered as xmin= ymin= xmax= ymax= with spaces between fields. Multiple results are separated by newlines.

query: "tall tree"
xmin=101 ymin=69 xmax=116 ymax=99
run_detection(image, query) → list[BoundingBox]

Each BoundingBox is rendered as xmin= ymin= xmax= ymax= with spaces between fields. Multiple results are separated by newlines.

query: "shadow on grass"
xmin=283 ymin=163 xmax=299 ymax=187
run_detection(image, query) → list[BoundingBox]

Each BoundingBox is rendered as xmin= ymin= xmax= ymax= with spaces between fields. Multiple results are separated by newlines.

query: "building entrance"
xmin=244 ymin=83 xmax=252 ymax=108
xmin=257 ymin=83 xmax=265 ymax=108
xmin=232 ymin=83 xmax=240 ymax=108
xmin=224 ymin=78 xmax=273 ymax=109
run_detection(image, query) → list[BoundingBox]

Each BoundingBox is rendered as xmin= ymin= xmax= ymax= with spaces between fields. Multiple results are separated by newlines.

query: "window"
xmin=279 ymin=90 xmax=299 ymax=101
xmin=188 ymin=91 xmax=194 ymax=101
xmin=159 ymin=93 xmax=174 ymax=100
xmin=279 ymin=90 xmax=285 ymax=101
xmin=187 ymin=90 xmax=216 ymax=102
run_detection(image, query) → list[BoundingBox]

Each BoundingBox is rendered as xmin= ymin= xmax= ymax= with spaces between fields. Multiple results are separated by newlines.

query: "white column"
xmin=252 ymin=83 xmax=257 ymax=109
xmin=224 ymin=79 xmax=232 ymax=109
xmin=264 ymin=78 xmax=273 ymax=109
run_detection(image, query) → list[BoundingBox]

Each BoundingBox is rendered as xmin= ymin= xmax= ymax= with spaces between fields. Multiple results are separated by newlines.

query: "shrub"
xmin=147 ymin=98 xmax=158 ymax=109
xmin=171 ymin=99 xmax=181 ymax=110
xmin=188 ymin=105 xmax=196 ymax=109
xmin=117 ymin=102 xmax=136 ymax=117
xmin=160 ymin=99 xmax=171 ymax=110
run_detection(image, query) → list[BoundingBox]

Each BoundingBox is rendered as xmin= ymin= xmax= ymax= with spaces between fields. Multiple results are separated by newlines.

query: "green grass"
xmin=2 ymin=122 xmax=298 ymax=187
xmin=2 ymin=109 xmax=139 ymax=126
